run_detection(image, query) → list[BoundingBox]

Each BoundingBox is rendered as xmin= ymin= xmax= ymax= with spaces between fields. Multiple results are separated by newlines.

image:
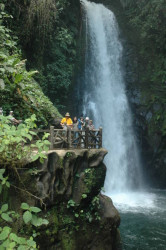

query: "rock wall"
xmin=9 ymin=149 xmax=121 ymax=250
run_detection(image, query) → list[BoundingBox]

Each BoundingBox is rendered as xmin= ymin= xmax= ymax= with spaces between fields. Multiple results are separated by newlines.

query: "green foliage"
xmin=38 ymin=7 xmax=79 ymax=110
xmin=0 ymin=170 xmax=49 ymax=249
xmin=66 ymin=195 xmax=101 ymax=223
xmin=21 ymin=203 xmax=48 ymax=227
xmin=0 ymin=169 xmax=10 ymax=193
xmin=0 ymin=8 xmax=61 ymax=126
xmin=84 ymin=168 xmax=96 ymax=190
xmin=0 ymin=114 xmax=50 ymax=166
xmin=24 ymin=0 xmax=57 ymax=48
xmin=67 ymin=199 xmax=76 ymax=209
xmin=124 ymin=0 xmax=166 ymax=84
xmin=0 ymin=204 xmax=13 ymax=222
xmin=121 ymin=0 xmax=166 ymax=139
xmin=81 ymin=194 xmax=87 ymax=199
xmin=65 ymin=152 xmax=73 ymax=158
xmin=0 ymin=226 xmax=37 ymax=250
xmin=2 ymin=0 xmax=80 ymax=112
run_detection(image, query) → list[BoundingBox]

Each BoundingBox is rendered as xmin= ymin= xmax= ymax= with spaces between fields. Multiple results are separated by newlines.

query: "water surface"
xmin=110 ymin=190 xmax=166 ymax=250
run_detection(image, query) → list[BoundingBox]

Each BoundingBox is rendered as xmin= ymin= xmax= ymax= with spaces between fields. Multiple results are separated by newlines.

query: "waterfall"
xmin=80 ymin=0 xmax=143 ymax=194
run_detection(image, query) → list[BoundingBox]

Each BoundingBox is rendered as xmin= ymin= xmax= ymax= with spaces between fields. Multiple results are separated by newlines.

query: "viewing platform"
xmin=35 ymin=126 xmax=103 ymax=149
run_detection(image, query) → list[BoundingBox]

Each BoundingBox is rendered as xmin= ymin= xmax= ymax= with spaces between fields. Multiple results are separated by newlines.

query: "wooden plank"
xmin=99 ymin=127 xmax=102 ymax=148
xmin=67 ymin=127 xmax=72 ymax=148
xmin=49 ymin=126 xmax=54 ymax=150
xmin=85 ymin=128 xmax=89 ymax=148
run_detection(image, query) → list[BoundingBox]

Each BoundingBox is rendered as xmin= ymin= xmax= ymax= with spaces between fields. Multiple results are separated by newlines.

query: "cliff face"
xmin=8 ymin=149 xmax=120 ymax=250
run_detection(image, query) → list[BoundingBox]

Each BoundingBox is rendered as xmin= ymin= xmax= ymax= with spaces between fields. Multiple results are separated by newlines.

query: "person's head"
xmin=85 ymin=117 xmax=89 ymax=123
xmin=9 ymin=111 xmax=13 ymax=115
xmin=65 ymin=112 xmax=70 ymax=118
xmin=89 ymin=120 xmax=93 ymax=125
xmin=80 ymin=117 xmax=84 ymax=121
xmin=73 ymin=116 xmax=77 ymax=123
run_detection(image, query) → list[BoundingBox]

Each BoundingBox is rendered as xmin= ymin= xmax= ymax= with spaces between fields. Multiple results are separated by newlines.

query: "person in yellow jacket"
xmin=60 ymin=112 xmax=73 ymax=128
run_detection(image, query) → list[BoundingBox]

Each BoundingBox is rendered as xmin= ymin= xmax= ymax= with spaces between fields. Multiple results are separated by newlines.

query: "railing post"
xmin=99 ymin=127 xmax=102 ymax=148
xmin=85 ymin=127 xmax=89 ymax=148
xmin=49 ymin=126 xmax=54 ymax=150
xmin=67 ymin=127 xmax=72 ymax=148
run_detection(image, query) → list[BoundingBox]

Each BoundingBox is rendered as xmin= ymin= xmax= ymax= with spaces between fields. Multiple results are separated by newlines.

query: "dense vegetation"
xmin=0 ymin=115 xmax=51 ymax=249
xmin=0 ymin=5 xmax=61 ymax=126
xmin=120 ymin=0 xmax=166 ymax=136
xmin=3 ymin=0 xmax=81 ymax=112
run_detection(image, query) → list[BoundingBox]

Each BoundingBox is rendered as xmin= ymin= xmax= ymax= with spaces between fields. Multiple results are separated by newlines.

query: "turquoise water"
xmin=111 ymin=190 xmax=166 ymax=250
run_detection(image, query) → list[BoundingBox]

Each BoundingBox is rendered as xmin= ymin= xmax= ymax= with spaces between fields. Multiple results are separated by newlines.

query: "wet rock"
xmin=153 ymin=103 xmax=161 ymax=112
xmin=25 ymin=149 xmax=108 ymax=205
xmin=99 ymin=194 xmax=120 ymax=226
xmin=22 ymin=148 xmax=120 ymax=250
xmin=145 ymin=111 xmax=152 ymax=122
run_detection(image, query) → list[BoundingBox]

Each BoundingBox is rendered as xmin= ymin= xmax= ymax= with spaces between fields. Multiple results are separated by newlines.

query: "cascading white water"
xmin=81 ymin=0 xmax=143 ymax=194
xmin=79 ymin=5 xmax=166 ymax=248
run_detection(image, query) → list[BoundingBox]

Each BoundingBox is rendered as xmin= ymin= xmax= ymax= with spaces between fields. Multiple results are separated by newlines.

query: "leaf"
xmin=27 ymin=70 xmax=38 ymax=78
xmin=21 ymin=203 xmax=29 ymax=210
xmin=9 ymin=242 xmax=16 ymax=248
xmin=1 ymin=213 xmax=12 ymax=222
xmin=32 ymin=155 xmax=39 ymax=161
xmin=14 ymin=74 xmax=23 ymax=84
xmin=18 ymin=245 xmax=27 ymax=250
xmin=6 ymin=181 xmax=10 ymax=188
xmin=27 ymin=239 xmax=36 ymax=247
xmin=31 ymin=216 xmax=48 ymax=227
xmin=29 ymin=131 xmax=37 ymax=135
xmin=9 ymin=233 xmax=18 ymax=242
xmin=0 ymin=79 xmax=5 ymax=89
xmin=0 ymin=169 xmax=5 ymax=175
xmin=82 ymin=194 xmax=87 ymax=199
xmin=2 ymin=238 xmax=10 ymax=248
xmin=17 ymin=236 xmax=27 ymax=245
xmin=23 ymin=211 xmax=32 ymax=224
xmin=1 ymin=204 xmax=8 ymax=212
xmin=42 ymin=219 xmax=49 ymax=225
xmin=36 ymin=218 xmax=43 ymax=226
xmin=44 ymin=140 xmax=51 ymax=145
xmin=24 ymin=134 xmax=32 ymax=140
xmin=30 ymin=207 xmax=41 ymax=213
xmin=31 ymin=214 xmax=38 ymax=227
xmin=0 ymin=227 xmax=11 ymax=240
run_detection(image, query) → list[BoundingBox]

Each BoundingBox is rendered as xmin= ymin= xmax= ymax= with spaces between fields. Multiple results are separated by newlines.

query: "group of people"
xmin=0 ymin=108 xmax=94 ymax=130
xmin=0 ymin=108 xmax=22 ymax=125
xmin=60 ymin=112 xmax=95 ymax=131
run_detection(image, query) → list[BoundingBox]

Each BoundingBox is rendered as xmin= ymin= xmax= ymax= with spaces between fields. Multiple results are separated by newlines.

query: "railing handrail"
xmin=32 ymin=126 xmax=102 ymax=149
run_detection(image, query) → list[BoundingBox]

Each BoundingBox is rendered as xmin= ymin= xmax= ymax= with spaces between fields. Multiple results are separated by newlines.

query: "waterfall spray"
xmin=80 ymin=0 xmax=143 ymax=194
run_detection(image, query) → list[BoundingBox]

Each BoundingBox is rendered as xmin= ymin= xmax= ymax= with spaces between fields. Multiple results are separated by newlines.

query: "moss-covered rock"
xmin=3 ymin=148 xmax=120 ymax=250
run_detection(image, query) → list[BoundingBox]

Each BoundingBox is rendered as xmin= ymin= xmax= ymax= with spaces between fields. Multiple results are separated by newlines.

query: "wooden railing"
xmin=36 ymin=126 xmax=102 ymax=149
